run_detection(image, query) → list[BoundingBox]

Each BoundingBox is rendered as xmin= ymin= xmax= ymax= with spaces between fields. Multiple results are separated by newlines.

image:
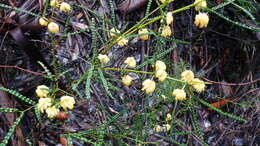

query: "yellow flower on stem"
xmin=122 ymin=75 xmax=133 ymax=86
xmin=36 ymin=85 xmax=50 ymax=98
xmin=60 ymin=96 xmax=76 ymax=110
xmin=46 ymin=106 xmax=59 ymax=118
xmin=117 ymin=37 xmax=128 ymax=47
xmin=194 ymin=12 xmax=209 ymax=28
xmin=155 ymin=69 xmax=168 ymax=82
xmin=138 ymin=28 xmax=149 ymax=40
xmin=39 ymin=17 xmax=48 ymax=26
xmin=142 ymin=79 xmax=156 ymax=94
xmin=181 ymin=70 xmax=194 ymax=82
xmin=166 ymin=12 xmax=173 ymax=25
xmin=172 ymin=89 xmax=186 ymax=100
xmin=154 ymin=125 xmax=162 ymax=133
xmin=191 ymin=78 xmax=206 ymax=93
xmin=166 ymin=113 xmax=172 ymax=121
xmin=162 ymin=124 xmax=171 ymax=132
xmin=60 ymin=2 xmax=71 ymax=12
xmin=155 ymin=60 xmax=166 ymax=71
xmin=48 ymin=22 xmax=59 ymax=34
xmin=194 ymin=0 xmax=207 ymax=11
xmin=98 ymin=54 xmax=110 ymax=64
xmin=50 ymin=0 xmax=60 ymax=8
xmin=161 ymin=25 xmax=172 ymax=37
xmin=124 ymin=57 xmax=136 ymax=68
xmin=37 ymin=98 xmax=52 ymax=113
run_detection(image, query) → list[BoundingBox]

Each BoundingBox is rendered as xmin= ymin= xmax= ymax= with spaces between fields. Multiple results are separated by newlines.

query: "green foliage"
xmin=0 ymin=108 xmax=20 ymax=113
xmin=0 ymin=87 xmax=36 ymax=105
xmin=85 ymin=65 xmax=94 ymax=99
xmin=98 ymin=69 xmax=114 ymax=99
xmin=0 ymin=112 xmax=24 ymax=146
xmin=34 ymin=106 xmax=42 ymax=123
xmin=0 ymin=3 xmax=38 ymax=17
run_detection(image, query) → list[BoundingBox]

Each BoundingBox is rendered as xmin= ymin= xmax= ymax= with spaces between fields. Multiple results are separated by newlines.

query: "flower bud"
xmin=162 ymin=124 xmax=171 ymax=132
xmin=46 ymin=106 xmax=59 ymax=118
xmin=155 ymin=69 xmax=168 ymax=82
xmin=161 ymin=25 xmax=172 ymax=37
xmin=60 ymin=2 xmax=71 ymax=12
xmin=36 ymin=85 xmax=50 ymax=98
xmin=117 ymin=37 xmax=128 ymax=47
xmin=194 ymin=0 xmax=207 ymax=11
xmin=155 ymin=60 xmax=166 ymax=71
xmin=194 ymin=12 xmax=209 ymax=28
xmin=181 ymin=70 xmax=194 ymax=82
xmin=50 ymin=0 xmax=60 ymax=8
xmin=138 ymin=28 xmax=149 ymax=40
xmin=48 ymin=22 xmax=59 ymax=34
xmin=109 ymin=28 xmax=120 ymax=37
xmin=60 ymin=96 xmax=76 ymax=110
xmin=37 ymin=98 xmax=52 ymax=113
xmin=154 ymin=125 xmax=162 ymax=133
xmin=191 ymin=78 xmax=206 ymax=93
xmin=122 ymin=75 xmax=133 ymax=86
xmin=172 ymin=89 xmax=186 ymax=100
xmin=166 ymin=12 xmax=173 ymax=25
xmin=39 ymin=17 xmax=48 ymax=26
xmin=98 ymin=54 xmax=110 ymax=64
xmin=124 ymin=57 xmax=136 ymax=68
xmin=142 ymin=79 xmax=156 ymax=94
xmin=166 ymin=113 xmax=172 ymax=121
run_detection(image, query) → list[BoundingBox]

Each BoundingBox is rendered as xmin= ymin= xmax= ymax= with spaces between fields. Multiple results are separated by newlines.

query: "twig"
xmin=202 ymin=77 xmax=260 ymax=86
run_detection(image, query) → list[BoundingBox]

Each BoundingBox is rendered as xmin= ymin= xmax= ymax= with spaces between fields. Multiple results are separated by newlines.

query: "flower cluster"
xmin=161 ymin=12 xmax=173 ymax=37
xmin=109 ymin=28 xmax=128 ymax=47
xmin=193 ymin=0 xmax=209 ymax=28
xmin=38 ymin=0 xmax=71 ymax=34
xmin=36 ymin=85 xmax=76 ymax=119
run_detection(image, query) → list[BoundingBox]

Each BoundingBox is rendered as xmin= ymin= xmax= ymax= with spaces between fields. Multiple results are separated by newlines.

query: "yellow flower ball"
xmin=172 ymin=89 xmax=186 ymax=100
xmin=161 ymin=25 xmax=172 ymax=37
xmin=39 ymin=17 xmax=48 ymax=26
xmin=46 ymin=106 xmax=59 ymax=118
xmin=37 ymin=98 xmax=52 ymax=113
xmin=60 ymin=96 xmax=76 ymax=110
xmin=191 ymin=78 xmax=206 ymax=93
xmin=138 ymin=28 xmax=149 ymax=40
xmin=36 ymin=85 xmax=50 ymax=98
xmin=181 ymin=70 xmax=194 ymax=82
xmin=155 ymin=60 xmax=167 ymax=71
xmin=194 ymin=0 xmax=207 ymax=11
xmin=142 ymin=79 xmax=156 ymax=94
xmin=124 ymin=57 xmax=136 ymax=68
xmin=47 ymin=22 xmax=59 ymax=34
xmin=194 ymin=12 xmax=209 ymax=28
xmin=122 ymin=75 xmax=133 ymax=86
xmin=166 ymin=12 xmax=173 ymax=25
xmin=154 ymin=125 xmax=162 ymax=133
xmin=109 ymin=28 xmax=120 ymax=37
xmin=166 ymin=113 xmax=172 ymax=121
xmin=162 ymin=124 xmax=171 ymax=132
xmin=60 ymin=2 xmax=71 ymax=12
xmin=117 ymin=37 xmax=128 ymax=47
xmin=155 ymin=69 xmax=168 ymax=82
xmin=98 ymin=54 xmax=110 ymax=64
xmin=50 ymin=0 xmax=60 ymax=8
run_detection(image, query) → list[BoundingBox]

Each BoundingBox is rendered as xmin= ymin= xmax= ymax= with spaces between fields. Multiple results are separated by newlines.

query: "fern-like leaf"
xmin=0 ymin=108 xmax=20 ymax=113
xmin=98 ymin=69 xmax=114 ymax=99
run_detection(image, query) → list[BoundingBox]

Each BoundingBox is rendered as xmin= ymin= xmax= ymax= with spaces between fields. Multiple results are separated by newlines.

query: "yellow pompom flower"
xmin=194 ymin=12 xmax=209 ymax=28
xmin=36 ymin=85 xmax=50 ymax=98
xmin=46 ymin=106 xmax=59 ymax=118
xmin=117 ymin=37 xmax=128 ymax=47
xmin=181 ymin=70 xmax=194 ymax=82
xmin=60 ymin=96 xmax=76 ymax=110
xmin=98 ymin=54 xmax=110 ymax=64
xmin=122 ymin=75 xmax=133 ymax=86
xmin=161 ymin=25 xmax=172 ymax=37
xmin=124 ymin=57 xmax=136 ymax=68
xmin=162 ymin=124 xmax=171 ymax=132
xmin=155 ymin=60 xmax=166 ymax=71
xmin=154 ymin=125 xmax=162 ymax=133
xmin=142 ymin=79 xmax=156 ymax=94
xmin=191 ymin=78 xmax=206 ymax=93
xmin=138 ymin=28 xmax=149 ymax=40
xmin=50 ymin=0 xmax=60 ymax=8
xmin=109 ymin=28 xmax=120 ymax=37
xmin=37 ymin=98 xmax=52 ymax=113
xmin=194 ymin=0 xmax=207 ymax=11
xmin=166 ymin=113 xmax=172 ymax=121
xmin=60 ymin=2 xmax=71 ymax=12
xmin=39 ymin=17 xmax=48 ymax=26
xmin=166 ymin=12 xmax=173 ymax=25
xmin=172 ymin=89 xmax=186 ymax=100
xmin=47 ymin=22 xmax=59 ymax=34
xmin=155 ymin=69 xmax=168 ymax=82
